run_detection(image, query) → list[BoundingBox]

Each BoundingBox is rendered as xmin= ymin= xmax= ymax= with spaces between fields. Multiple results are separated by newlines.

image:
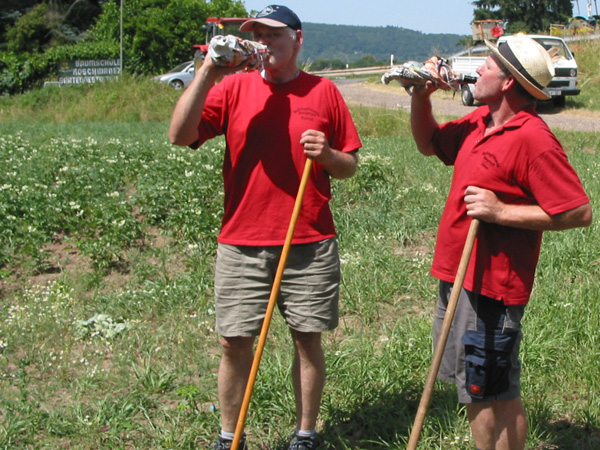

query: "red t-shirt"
xmin=431 ymin=105 xmax=589 ymax=305
xmin=195 ymin=70 xmax=361 ymax=246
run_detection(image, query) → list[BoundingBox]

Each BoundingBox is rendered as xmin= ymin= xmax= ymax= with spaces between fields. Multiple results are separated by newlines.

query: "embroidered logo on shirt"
xmin=482 ymin=152 xmax=500 ymax=169
xmin=294 ymin=107 xmax=320 ymax=121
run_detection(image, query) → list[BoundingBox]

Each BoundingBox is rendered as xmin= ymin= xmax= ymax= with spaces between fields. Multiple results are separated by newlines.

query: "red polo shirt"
xmin=431 ymin=105 xmax=589 ymax=305
xmin=195 ymin=70 xmax=361 ymax=246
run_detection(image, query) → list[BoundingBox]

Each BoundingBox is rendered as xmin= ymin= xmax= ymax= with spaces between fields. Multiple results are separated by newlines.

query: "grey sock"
xmin=296 ymin=429 xmax=317 ymax=438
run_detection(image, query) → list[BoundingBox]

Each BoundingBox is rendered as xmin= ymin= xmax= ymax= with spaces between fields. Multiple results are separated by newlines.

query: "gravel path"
xmin=335 ymin=80 xmax=600 ymax=133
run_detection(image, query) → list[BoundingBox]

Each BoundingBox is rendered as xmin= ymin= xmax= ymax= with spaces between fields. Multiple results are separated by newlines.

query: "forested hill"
xmin=299 ymin=23 xmax=468 ymax=65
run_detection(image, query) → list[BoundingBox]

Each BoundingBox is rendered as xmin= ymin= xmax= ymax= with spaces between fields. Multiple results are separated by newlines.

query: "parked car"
xmin=153 ymin=61 xmax=195 ymax=89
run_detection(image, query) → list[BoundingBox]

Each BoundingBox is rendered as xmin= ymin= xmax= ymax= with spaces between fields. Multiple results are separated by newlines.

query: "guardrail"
xmin=308 ymin=65 xmax=391 ymax=78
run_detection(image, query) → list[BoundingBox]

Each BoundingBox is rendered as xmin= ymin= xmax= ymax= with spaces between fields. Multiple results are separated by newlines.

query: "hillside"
xmin=299 ymin=23 xmax=468 ymax=64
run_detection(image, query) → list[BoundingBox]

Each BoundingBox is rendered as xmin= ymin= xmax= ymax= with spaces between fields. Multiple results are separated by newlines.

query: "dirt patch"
xmin=0 ymin=226 xmax=184 ymax=299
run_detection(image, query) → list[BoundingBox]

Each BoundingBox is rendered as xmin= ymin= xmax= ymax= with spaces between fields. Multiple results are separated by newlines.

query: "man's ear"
xmin=502 ymin=74 xmax=516 ymax=93
xmin=295 ymin=29 xmax=304 ymax=47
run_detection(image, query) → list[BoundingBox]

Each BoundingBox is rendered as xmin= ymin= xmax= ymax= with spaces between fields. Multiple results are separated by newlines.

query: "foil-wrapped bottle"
xmin=208 ymin=35 xmax=267 ymax=67
xmin=381 ymin=57 xmax=477 ymax=94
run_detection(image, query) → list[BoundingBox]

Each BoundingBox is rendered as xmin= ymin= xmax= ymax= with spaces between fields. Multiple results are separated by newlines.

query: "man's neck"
xmin=262 ymin=66 xmax=300 ymax=84
xmin=486 ymin=96 xmax=533 ymax=131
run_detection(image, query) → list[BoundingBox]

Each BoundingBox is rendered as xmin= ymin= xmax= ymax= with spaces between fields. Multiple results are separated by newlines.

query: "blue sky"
xmin=241 ymin=1 xmax=477 ymax=36
xmin=242 ymin=1 xmax=594 ymax=36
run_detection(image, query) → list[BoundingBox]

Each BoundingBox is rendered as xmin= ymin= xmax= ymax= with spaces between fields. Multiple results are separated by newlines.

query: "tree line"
xmin=0 ymin=0 xmax=576 ymax=95
xmin=301 ymin=24 xmax=468 ymax=70
xmin=472 ymin=0 xmax=574 ymax=34
xmin=0 ymin=0 xmax=247 ymax=95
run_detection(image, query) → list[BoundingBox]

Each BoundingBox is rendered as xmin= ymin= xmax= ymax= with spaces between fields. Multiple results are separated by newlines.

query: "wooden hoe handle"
xmin=407 ymin=218 xmax=480 ymax=450
xmin=231 ymin=158 xmax=314 ymax=450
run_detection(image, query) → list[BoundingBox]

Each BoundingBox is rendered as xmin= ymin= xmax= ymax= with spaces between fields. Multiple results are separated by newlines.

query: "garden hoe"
xmin=407 ymin=218 xmax=480 ymax=450
xmin=230 ymin=158 xmax=314 ymax=450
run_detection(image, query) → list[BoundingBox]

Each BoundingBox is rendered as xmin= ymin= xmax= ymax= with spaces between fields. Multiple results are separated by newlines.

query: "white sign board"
xmin=59 ymin=59 xmax=121 ymax=85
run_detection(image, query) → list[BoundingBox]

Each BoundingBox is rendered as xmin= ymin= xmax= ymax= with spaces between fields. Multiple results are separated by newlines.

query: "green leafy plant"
xmin=0 ymin=66 xmax=599 ymax=449
xmin=74 ymin=313 xmax=134 ymax=341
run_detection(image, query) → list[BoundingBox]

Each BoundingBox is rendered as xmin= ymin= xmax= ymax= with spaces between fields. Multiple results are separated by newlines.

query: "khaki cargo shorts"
xmin=214 ymin=238 xmax=340 ymax=337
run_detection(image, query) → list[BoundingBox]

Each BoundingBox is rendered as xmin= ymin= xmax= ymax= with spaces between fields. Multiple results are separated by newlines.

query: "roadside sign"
xmin=58 ymin=59 xmax=121 ymax=85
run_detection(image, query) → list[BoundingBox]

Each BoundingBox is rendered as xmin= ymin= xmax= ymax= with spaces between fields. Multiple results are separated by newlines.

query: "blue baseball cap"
xmin=240 ymin=5 xmax=302 ymax=32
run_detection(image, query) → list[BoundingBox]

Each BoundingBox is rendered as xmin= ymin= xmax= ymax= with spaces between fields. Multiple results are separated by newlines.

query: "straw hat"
xmin=485 ymin=33 xmax=555 ymax=100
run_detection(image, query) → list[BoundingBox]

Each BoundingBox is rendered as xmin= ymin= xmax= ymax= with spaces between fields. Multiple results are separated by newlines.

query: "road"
xmin=334 ymin=79 xmax=600 ymax=133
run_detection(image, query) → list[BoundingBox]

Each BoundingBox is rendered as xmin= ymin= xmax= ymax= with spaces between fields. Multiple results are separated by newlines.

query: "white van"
xmin=452 ymin=34 xmax=580 ymax=107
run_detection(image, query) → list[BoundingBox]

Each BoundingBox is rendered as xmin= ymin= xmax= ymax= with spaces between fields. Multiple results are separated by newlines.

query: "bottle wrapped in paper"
xmin=381 ymin=57 xmax=477 ymax=95
xmin=208 ymin=35 xmax=267 ymax=67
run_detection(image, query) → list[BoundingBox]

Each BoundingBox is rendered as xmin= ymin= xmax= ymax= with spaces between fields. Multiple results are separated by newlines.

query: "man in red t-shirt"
xmin=169 ymin=5 xmax=361 ymax=450
xmin=410 ymin=34 xmax=591 ymax=450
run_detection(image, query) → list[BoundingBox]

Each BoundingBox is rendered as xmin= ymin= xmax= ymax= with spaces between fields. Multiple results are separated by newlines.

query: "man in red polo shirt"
xmin=170 ymin=5 xmax=360 ymax=450
xmin=410 ymin=33 xmax=591 ymax=450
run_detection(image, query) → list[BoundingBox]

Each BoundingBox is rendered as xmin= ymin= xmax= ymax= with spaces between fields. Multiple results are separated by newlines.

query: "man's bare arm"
xmin=410 ymin=83 xmax=440 ymax=157
xmin=300 ymin=129 xmax=358 ymax=179
xmin=464 ymin=185 xmax=592 ymax=230
xmin=169 ymin=57 xmax=251 ymax=146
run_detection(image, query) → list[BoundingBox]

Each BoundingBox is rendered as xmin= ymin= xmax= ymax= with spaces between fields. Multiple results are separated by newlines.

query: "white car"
xmin=452 ymin=35 xmax=579 ymax=107
xmin=153 ymin=61 xmax=195 ymax=89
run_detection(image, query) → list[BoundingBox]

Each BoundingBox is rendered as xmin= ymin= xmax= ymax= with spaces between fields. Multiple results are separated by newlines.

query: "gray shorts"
xmin=434 ymin=280 xmax=525 ymax=404
xmin=214 ymin=238 xmax=340 ymax=337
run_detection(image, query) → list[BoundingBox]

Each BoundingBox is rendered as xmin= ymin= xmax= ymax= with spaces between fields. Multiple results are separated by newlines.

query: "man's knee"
xmin=291 ymin=330 xmax=322 ymax=350
xmin=467 ymin=402 xmax=495 ymax=427
xmin=220 ymin=336 xmax=255 ymax=356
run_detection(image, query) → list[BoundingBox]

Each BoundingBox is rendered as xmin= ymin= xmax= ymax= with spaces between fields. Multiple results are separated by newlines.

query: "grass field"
xmin=0 ymin=41 xmax=599 ymax=449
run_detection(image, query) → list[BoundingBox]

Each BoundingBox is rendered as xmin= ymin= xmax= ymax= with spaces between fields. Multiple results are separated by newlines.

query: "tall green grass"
xmin=0 ymin=69 xmax=599 ymax=449
xmin=0 ymin=75 xmax=181 ymax=124
xmin=567 ymin=37 xmax=600 ymax=111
